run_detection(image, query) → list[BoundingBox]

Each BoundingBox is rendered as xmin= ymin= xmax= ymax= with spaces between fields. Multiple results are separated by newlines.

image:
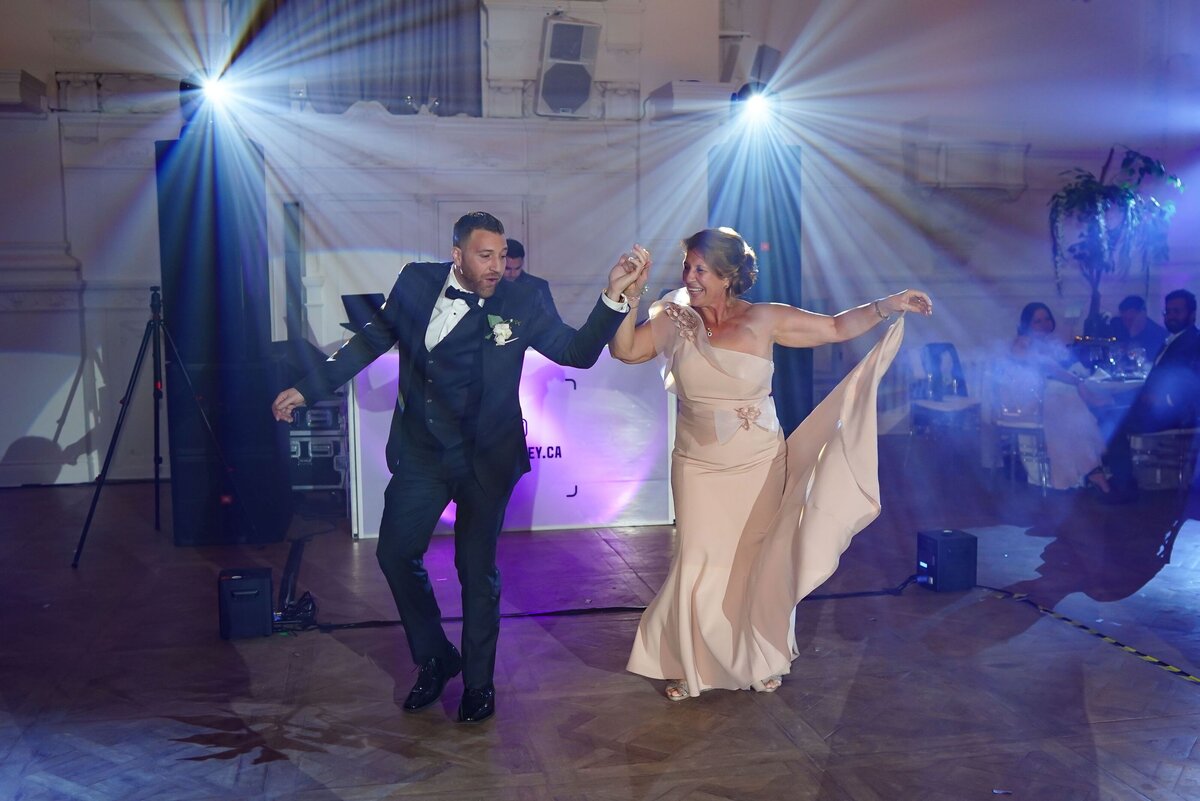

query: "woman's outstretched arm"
xmin=769 ymin=289 xmax=933 ymax=348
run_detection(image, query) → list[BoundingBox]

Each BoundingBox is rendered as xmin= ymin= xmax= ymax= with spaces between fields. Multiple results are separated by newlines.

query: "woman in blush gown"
xmin=609 ymin=228 xmax=932 ymax=700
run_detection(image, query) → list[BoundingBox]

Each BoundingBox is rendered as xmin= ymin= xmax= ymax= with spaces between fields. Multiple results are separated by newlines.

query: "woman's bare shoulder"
xmin=743 ymin=300 xmax=821 ymax=321
xmin=741 ymin=299 xmax=789 ymax=316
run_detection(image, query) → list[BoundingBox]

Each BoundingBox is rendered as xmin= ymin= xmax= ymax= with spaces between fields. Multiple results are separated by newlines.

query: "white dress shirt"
xmin=425 ymin=269 xmax=484 ymax=350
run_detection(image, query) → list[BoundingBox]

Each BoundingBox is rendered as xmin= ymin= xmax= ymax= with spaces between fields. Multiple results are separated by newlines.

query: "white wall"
xmin=0 ymin=0 xmax=1197 ymax=484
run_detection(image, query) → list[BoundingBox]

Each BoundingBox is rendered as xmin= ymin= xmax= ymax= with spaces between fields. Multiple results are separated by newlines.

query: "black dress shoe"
xmin=402 ymin=646 xmax=462 ymax=712
xmin=456 ymin=685 xmax=496 ymax=724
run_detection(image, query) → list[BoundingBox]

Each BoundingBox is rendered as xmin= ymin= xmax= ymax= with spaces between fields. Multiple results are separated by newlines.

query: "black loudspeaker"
xmin=916 ymin=529 xmax=978 ymax=592
xmin=157 ymin=124 xmax=289 ymax=545
xmin=535 ymin=16 xmax=601 ymax=118
xmin=218 ymin=567 xmax=273 ymax=639
xmin=166 ymin=361 xmax=293 ymax=546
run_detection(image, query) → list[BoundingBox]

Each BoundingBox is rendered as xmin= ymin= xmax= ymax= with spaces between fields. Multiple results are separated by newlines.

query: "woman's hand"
xmin=606 ymin=245 xmax=652 ymax=303
xmin=880 ymin=289 xmax=933 ymax=317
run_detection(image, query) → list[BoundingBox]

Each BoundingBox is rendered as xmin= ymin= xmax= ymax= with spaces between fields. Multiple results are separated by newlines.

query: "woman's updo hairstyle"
xmin=682 ymin=227 xmax=758 ymax=297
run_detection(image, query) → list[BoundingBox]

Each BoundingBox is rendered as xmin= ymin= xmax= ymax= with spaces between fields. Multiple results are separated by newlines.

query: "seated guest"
xmin=1008 ymin=302 xmax=1110 ymax=493
xmin=1103 ymin=289 xmax=1200 ymax=501
xmin=1108 ymin=294 xmax=1168 ymax=364
xmin=503 ymin=238 xmax=560 ymax=319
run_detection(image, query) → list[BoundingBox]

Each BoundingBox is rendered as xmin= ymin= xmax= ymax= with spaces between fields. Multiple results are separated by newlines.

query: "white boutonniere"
xmin=486 ymin=314 xmax=520 ymax=346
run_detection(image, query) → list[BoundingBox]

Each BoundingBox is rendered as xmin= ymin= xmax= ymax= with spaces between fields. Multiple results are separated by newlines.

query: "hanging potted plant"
xmin=1049 ymin=146 xmax=1182 ymax=336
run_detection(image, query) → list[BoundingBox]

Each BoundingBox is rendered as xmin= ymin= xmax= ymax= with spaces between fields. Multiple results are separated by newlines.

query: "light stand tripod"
xmin=73 ymin=285 xmax=280 ymax=566
xmin=73 ymin=286 xmax=169 ymax=567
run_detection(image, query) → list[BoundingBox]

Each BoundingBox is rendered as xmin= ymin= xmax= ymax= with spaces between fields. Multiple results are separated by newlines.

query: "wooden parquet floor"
xmin=2 ymin=436 xmax=1199 ymax=800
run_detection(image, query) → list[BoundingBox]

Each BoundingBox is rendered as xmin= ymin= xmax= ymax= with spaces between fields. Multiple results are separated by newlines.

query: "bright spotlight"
xmin=201 ymin=76 xmax=229 ymax=106
xmin=179 ymin=71 xmax=232 ymax=124
xmin=743 ymin=92 xmax=772 ymax=121
xmin=731 ymin=82 xmax=776 ymax=125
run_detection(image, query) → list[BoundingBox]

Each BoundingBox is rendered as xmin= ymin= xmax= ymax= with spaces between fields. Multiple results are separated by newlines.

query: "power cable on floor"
xmin=275 ymin=575 xmax=922 ymax=634
xmin=979 ymin=584 xmax=1200 ymax=687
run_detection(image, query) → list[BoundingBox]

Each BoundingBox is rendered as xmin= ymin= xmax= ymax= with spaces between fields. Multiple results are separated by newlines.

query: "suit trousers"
xmin=376 ymin=440 xmax=514 ymax=689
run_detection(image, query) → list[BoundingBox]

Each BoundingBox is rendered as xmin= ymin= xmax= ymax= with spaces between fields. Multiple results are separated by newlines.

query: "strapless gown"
xmin=626 ymin=292 xmax=904 ymax=695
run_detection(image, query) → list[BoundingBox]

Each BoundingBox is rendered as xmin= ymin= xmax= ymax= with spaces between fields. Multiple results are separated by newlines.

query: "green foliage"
xmin=1048 ymin=147 xmax=1182 ymax=299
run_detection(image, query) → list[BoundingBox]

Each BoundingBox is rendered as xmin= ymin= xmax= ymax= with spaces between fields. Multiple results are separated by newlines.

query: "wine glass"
xmin=1129 ymin=346 xmax=1147 ymax=378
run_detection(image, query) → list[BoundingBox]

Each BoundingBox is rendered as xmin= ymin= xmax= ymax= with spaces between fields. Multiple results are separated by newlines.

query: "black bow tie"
xmin=445 ymin=286 xmax=479 ymax=304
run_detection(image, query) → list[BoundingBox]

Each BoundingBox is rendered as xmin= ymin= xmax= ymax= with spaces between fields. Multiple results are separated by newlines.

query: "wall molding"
xmin=0 ymin=69 xmax=48 ymax=117
xmin=0 ymin=242 xmax=81 ymax=291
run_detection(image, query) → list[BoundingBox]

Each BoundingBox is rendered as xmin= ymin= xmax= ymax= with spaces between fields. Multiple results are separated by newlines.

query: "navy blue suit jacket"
xmin=297 ymin=262 xmax=625 ymax=488
xmin=1135 ymin=325 xmax=1200 ymax=429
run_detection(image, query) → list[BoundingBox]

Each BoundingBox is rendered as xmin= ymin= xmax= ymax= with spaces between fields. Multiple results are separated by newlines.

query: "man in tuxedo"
xmin=1102 ymin=288 xmax=1200 ymax=501
xmin=271 ymin=212 xmax=650 ymax=722
xmin=502 ymin=238 xmax=559 ymax=319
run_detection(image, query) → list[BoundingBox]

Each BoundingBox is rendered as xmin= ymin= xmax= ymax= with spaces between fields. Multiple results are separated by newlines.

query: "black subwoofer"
xmin=218 ymin=567 xmax=273 ymax=639
xmin=916 ymin=529 xmax=977 ymax=592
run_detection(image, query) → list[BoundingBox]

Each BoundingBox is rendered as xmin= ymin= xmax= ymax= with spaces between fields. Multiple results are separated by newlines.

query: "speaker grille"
xmin=549 ymin=23 xmax=586 ymax=61
xmin=540 ymin=63 xmax=592 ymax=113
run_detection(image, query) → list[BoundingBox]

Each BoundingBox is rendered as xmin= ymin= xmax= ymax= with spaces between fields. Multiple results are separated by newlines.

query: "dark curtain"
xmin=228 ymin=0 xmax=482 ymax=117
xmin=708 ymin=140 xmax=811 ymax=433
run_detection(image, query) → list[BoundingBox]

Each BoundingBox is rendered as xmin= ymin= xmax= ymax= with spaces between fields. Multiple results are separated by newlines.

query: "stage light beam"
xmin=201 ymin=76 xmax=229 ymax=106
xmin=743 ymin=92 xmax=772 ymax=123
xmin=731 ymin=81 xmax=777 ymax=129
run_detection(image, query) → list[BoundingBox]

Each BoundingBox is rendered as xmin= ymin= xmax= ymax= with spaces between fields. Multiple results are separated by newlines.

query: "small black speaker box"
xmin=218 ymin=568 xmax=274 ymax=639
xmin=916 ymin=529 xmax=977 ymax=592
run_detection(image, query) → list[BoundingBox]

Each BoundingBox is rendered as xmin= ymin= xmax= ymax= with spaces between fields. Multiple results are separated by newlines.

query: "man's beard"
xmin=1165 ymin=318 xmax=1189 ymax=334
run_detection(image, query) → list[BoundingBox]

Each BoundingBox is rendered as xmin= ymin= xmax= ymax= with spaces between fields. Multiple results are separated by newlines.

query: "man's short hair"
xmin=505 ymin=238 xmax=525 ymax=259
xmin=1165 ymin=288 xmax=1197 ymax=314
xmin=1118 ymin=295 xmax=1147 ymax=313
xmin=453 ymin=212 xmax=504 ymax=247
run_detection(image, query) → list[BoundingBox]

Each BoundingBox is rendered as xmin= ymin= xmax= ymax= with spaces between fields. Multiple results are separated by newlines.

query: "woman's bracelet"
xmin=873 ymin=300 xmax=891 ymax=320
